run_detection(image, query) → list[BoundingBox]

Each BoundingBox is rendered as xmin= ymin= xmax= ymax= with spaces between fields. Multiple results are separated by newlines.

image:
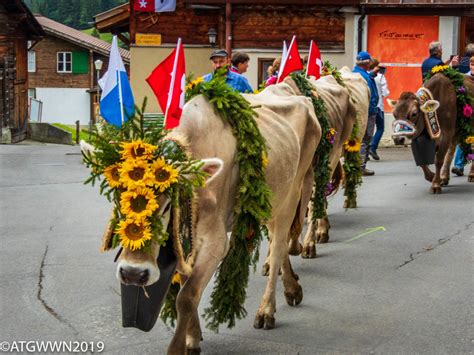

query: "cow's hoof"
xmin=430 ymin=186 xmax=442 ymax=194
xmin=344 ymin=199 xmax=357 ymax=208
xmin=317 ymin=232 xmax=329 ymax=244
xmin=263 ymin=315 xmax=275 ymax=330
xmin=284 ymin=284 xmax=303 ymax=306
xmin=468 ymin=175 xmax=474 ymax=182
xmin=440 ymin=178 xmax=449 ymax=186
xmin=254 ymin=314 xmax=264 ymax=329
xmin=187 ymin=347 xmax=201 ymax=355
xmin=301 ymin=244 xmax=316 ymax=258
xmin=261 ymin=262 xmax=269 ymax=276
xmin=288 ymin=242 xmax=302 ymax=256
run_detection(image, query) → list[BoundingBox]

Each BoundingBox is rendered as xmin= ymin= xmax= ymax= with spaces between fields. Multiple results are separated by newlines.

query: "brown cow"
xmin=388 ymin=73 xmax=461 ymax=193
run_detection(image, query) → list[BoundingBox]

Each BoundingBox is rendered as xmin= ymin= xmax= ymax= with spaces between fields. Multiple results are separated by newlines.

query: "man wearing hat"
xmin=203 ymin=49 xmax=253 ymax=93
xmin=353 ymin=51 xmax=379 ymax=176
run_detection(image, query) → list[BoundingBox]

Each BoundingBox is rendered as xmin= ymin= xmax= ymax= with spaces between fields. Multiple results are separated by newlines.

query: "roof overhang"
xmin=94 ymin=3 xmax=130 ymax=33
xmin=184 ymin=0 xmax=360 ymax=4
xmin=3 ymin=0 xmax=44 ymax=39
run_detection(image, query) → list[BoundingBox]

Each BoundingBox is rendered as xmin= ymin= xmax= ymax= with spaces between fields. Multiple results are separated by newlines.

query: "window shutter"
xmin=72 ymin=51 xmax=89 ymax=74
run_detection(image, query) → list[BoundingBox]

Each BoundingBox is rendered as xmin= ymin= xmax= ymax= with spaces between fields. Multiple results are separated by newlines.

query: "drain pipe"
xmin=357 ymin=7 xmax=366 ymax=53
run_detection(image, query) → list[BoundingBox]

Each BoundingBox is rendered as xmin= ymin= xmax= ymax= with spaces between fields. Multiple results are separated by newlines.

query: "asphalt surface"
xmin=1 ymin=142 xmax=473 ymax=354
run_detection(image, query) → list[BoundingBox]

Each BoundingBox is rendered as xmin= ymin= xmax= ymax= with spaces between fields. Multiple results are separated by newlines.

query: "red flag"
xmin=146 ymin=38 xmax=186 ymax=130
xmin=134 ymin=0 xmax=176 ymax=12
xmin=306 ymin=40 xmax=322 ymax=79
xmin=277 ymin=36 xmax=303 ymax=83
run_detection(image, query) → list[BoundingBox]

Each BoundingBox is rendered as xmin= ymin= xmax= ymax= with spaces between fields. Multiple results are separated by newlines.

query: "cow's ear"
xmin=420 ymin=99 xmax=440 ymax=113
xmin=387 ymin=99 xmax=398 ymax=108
xmin=200 ymin=158 xmax=224 ymax=184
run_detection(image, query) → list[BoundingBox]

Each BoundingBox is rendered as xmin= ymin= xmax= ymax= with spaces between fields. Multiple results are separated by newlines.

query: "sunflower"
xmin=103 ymin=163 xmax=122 ymax=188
xmin=431 ymin=65 xmax=449 ymax=74
xmin=171 ymin=272 xmax=181 ymax=285
xmin=120 ymin=140 xmax=156 ymax=160
xmin=261 ymin=152 xmax=269 ymax=169
xmin=466 ymin=136 xmax=474 ymax=144
xmin=119 ymin=159 xmax=154 ymax=190
xmin=343 ymin=138 xmax=361 ymax=153
xmin=150 ymin=158 xmax=179 ymax=192
xmin=116 ymin=218 xmax=152 ymax=251
xmin=186 ymin=77 xmax=204 ymax=91
xmin=120 ymin=187 xmax=159 ymax=220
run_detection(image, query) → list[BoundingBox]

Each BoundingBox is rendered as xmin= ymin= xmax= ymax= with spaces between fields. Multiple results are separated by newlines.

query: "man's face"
xmin=211 ymin=57 xmax=228 ymax=71
xmin=237 ymin=61 xmax=249 ymax=74
xmin=470 ymin=61 xmax=474 ymax=73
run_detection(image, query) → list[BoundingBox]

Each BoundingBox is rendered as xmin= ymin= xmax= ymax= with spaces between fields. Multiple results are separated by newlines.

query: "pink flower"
xmin=463 ymin=104 xmax=473 ymax=117
xmin=467 ymin=154 xmax=474 ymax=162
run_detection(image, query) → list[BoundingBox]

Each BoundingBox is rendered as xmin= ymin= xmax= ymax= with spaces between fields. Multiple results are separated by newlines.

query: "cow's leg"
xmin=421 ymin=165 xmax=435 ymax=182
xmin=254 ymin=218 xmax=292 ymax=330
xmin=316 ymin=216 xmax=331 ymax=244
xmin=440 ymin=144 xmax=456 ymax=186
xmin=431 ymin=141 xmax=450 ymax=194
xmin=469 ymin=163 xmax=474 ymax=182
xmin=186 ymin=310 xmax=202 ymax=354
xmin=282 ymin=255 xmax=303 ymax=307
xmin=302 ymin=208 xmax=317 ymax=258
xmin=167 ymin=224 xmax=227 ymax=355
xmin=289 ymin=170 xmax=312 ymax=256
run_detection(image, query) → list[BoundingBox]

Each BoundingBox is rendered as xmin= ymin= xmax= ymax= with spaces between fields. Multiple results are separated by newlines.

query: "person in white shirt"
xmin=369 ymin=59 xmax=390 ymax=161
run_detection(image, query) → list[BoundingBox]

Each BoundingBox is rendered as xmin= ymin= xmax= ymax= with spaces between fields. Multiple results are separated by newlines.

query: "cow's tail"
xmin=327 ymin=159 xmax=344 ymax=198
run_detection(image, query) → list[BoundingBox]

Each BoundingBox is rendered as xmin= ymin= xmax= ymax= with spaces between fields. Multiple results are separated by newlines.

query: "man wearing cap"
xmin=203 ymin=49 xmax=253 ymax=93
xmin=353 ymin=51 xmax=379 ymax=176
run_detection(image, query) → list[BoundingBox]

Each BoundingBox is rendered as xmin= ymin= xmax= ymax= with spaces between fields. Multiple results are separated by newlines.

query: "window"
xmin=28 ymin=88 xmax=36 ymax=99
xmin=28 ymin=51 xmax=36 ymax=72
xmin=57 ymin=52 xmax=72 ymax=73
xmin=258 ymin=58 xmax=275 ymax=87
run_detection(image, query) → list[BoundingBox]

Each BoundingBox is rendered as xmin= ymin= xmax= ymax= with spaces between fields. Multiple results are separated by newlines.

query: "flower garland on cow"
xmin=290 ymin=72 xmax=333 ymax=221
xmin=321 ymin=60 xmax=363 ymax=208
xmin=182 ymin=67 xmax=273 ymax=331
xmin=425 ymin=65 xmax=474 ymax=162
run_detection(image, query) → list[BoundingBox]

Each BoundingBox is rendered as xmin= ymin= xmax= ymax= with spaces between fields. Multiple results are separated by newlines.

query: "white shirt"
xmin=374 ymin=74 xmax=390 ymax=111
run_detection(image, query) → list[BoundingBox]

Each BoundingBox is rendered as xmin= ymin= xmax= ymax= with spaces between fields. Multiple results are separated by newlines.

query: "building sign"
xmin=367 ymin=16 xmax=439 ymax=112
xmin=136 ymin=33 xmax=162 ymax=46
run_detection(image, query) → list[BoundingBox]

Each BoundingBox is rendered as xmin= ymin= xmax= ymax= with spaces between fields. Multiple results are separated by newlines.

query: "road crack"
xmin=37 ymin=244 xmax=80 ymax=338
xmin=396 ymin=220 xmax=474 ymax=269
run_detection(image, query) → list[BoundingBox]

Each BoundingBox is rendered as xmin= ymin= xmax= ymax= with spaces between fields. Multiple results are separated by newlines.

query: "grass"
xmin=52 ymin=123 xmax=89 ymax=144
xmin=82 ymin=28 xmax=113 ymax=43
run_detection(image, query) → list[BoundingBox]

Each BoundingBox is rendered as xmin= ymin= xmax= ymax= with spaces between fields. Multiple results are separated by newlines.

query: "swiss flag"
xmin=277 ymin=36 xmax=303 ymax=83
xmin=306 ymin=40 xmax=322 ymax=79
xmin=134 ymin=0 xmax=176 ymax=13
xmin=146 ymin=38 xmax=186 ymax=130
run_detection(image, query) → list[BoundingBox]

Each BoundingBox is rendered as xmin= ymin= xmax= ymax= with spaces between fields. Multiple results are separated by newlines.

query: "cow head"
xmin=116 ymin=158 xmax=223 ymax=287
xmin=388 ymin=92 xmax=440 ymax=126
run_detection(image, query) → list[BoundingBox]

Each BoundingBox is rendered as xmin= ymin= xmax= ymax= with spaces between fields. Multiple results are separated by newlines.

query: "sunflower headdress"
xmin=82 ymin=104 xmax=207 ymax=252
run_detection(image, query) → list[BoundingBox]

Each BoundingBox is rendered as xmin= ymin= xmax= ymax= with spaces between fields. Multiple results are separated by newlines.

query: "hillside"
xmin=24 ymin=0 xmax=127 ymax=30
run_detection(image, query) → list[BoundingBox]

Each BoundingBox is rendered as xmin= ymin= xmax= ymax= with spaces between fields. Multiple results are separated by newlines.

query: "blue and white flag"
xmin=100 ymin=36 xmax=135 ymax=127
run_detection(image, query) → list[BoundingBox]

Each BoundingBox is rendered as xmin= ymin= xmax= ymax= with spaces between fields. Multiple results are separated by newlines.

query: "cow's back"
xmin=340 ymin=66 xmax=370 ymax=141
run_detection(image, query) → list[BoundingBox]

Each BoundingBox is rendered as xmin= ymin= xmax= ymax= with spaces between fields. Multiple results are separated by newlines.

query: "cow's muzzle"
xmin=117 ymin=261 xmax=160 ymax=286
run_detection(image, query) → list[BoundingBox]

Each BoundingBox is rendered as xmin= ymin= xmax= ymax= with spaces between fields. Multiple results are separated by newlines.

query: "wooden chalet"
xmin=94 ymin=0 xmax=474 ymax=113
xmin=28 ymin=15 xmax=130 ymax=126
xmin=0 ymin=0 xmax=44 ymax=143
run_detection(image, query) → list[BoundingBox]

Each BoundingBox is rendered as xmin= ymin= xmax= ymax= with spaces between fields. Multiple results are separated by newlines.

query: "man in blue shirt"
xmin=421 ymin=42 xmax=445 ymax=81
xmin=203 ymin=49 xmax=253 ymax=93
xmin=353 ymin=51 xmax=379 ymax=176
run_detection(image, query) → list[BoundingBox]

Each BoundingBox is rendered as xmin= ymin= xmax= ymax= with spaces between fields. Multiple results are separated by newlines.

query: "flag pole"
xmin=306 ymin=40 xmax=313 ymax=78
xmin=278 ymin=35 xmax=296 ymax=83
xmin=164 ymin=38 xmax=181 ymax=128
xmin=117 ymin=66 xmax=124 ymax=125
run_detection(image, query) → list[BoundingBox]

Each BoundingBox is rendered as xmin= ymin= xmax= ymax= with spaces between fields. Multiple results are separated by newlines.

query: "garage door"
xmin=367 ymin=15 xmax=439 ymax=112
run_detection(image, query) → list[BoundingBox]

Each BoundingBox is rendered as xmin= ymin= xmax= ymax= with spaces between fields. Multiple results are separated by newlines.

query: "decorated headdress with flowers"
xmin=82 ymin=102 xmax=206 ymax=252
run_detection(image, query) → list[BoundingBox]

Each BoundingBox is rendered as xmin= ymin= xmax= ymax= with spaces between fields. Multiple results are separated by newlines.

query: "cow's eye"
xmin=411 ymin=112 xmax=417 ymax=118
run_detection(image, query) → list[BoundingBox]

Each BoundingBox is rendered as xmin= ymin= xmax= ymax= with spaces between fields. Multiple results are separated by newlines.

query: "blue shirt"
xmin=203 ymin=70 xmax=253 ymax=93
xmin=353 ymin=65 xmax=379 ymax=115
xmin=421 ymin=55 xmax=443 ymax=81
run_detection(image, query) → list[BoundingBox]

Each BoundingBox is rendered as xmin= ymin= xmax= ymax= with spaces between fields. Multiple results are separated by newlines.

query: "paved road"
xmin=1 ymin=142 xmax=473 ymax=354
